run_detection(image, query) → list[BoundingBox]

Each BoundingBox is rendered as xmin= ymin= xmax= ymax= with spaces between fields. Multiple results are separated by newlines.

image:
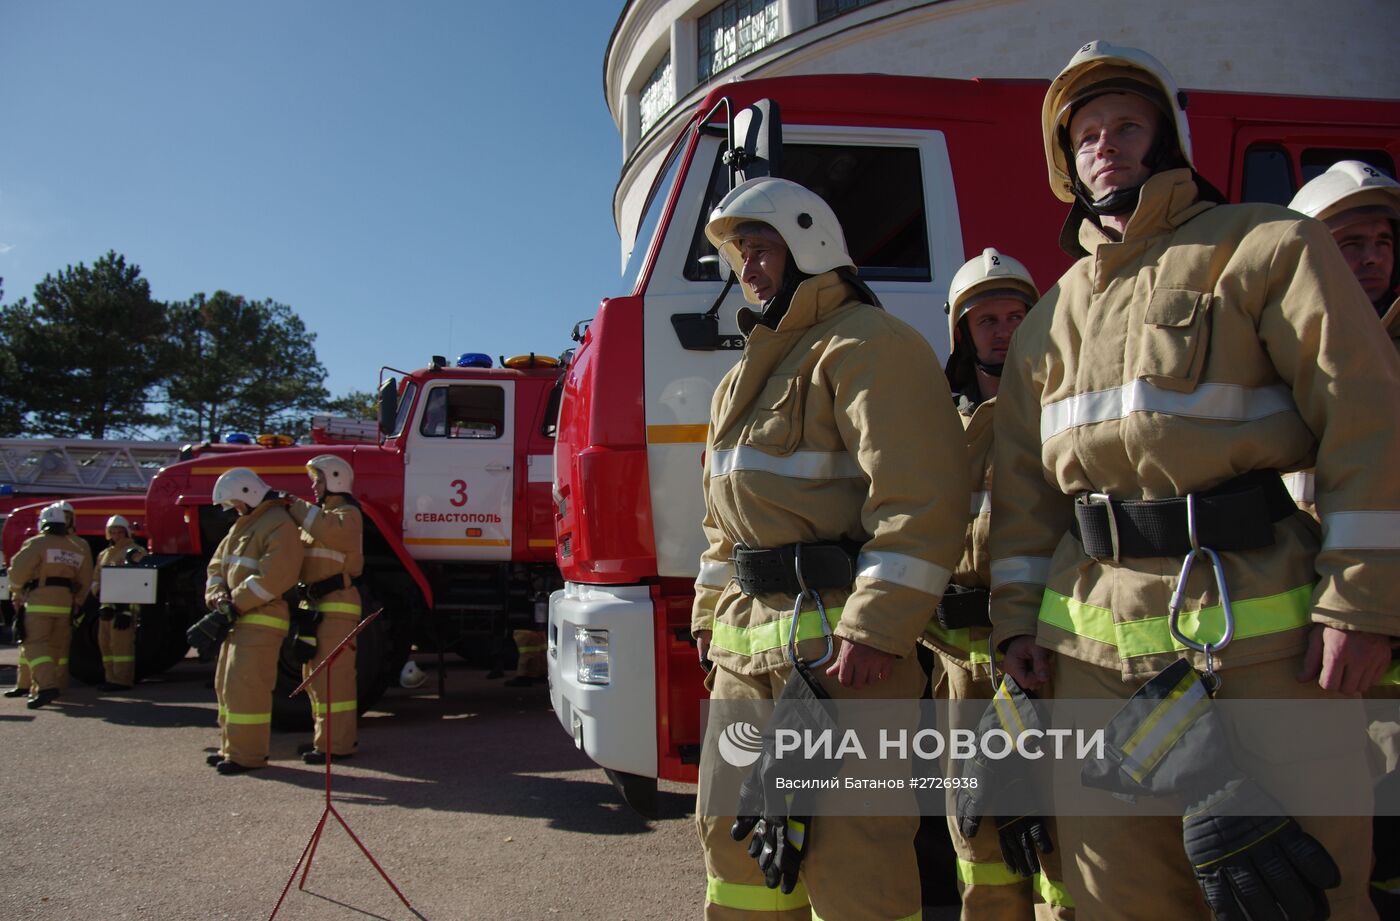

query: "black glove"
xmin=955 ymin=674 xmax=1054 ymax=877
xmin=1083 ymin=659 xmax=1341 ymax=921
xmin=1183 ymin=779 xmax=1339 ymax=921
xmin=99 ymin=605 xmax=118 ymax=622
xmin=730 ymin=814 xmax=810 ymax=895
xmin=292 ymin=629 xmax=317 ymax=663
xmin=113 ymin=610 xmax=133 ymax=631
xmin=13 ymin=608 xmax=25 ymax=643
xmin=187 ymin=600 xmax=236 ymax=660
xmin=71 ymin=605 xmax=87 ymax=628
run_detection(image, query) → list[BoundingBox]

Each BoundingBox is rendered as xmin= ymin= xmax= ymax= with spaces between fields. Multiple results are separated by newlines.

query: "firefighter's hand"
xmin=825 ymin=640 xmax=895 ymax=690
xmin=694 ymin=629 xmax=713 ymax=672
xmin=1001 ymin=636 xmax=1051 ymax=691
xmin=1297 ymin=624 xmax=1392 ymax=694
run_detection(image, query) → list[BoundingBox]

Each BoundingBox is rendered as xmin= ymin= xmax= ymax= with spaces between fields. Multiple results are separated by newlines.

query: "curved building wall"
xmin=606 ymin=0 xmax=1400 ymax=262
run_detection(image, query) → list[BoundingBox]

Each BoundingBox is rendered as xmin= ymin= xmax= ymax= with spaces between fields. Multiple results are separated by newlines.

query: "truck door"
xmin=403 ymin=381 xmax=516 ymax=561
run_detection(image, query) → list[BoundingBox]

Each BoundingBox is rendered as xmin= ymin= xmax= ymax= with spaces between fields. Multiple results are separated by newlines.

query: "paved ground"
xmin=0 ymin=645 xmax=959 ymax=920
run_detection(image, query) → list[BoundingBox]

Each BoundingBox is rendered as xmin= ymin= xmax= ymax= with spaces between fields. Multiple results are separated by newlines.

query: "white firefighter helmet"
xmin=399 ymin=659 xmax=427 ymax=689
xmin=50 ymin=500 xmax=76 ymax=526
xmin=39 ymin=505 xmax=67 ymax=531
xmin=1042 ymin=40 xmax=1194 ymax=204
xmin=945 ymin=248 xmax=1040 ymax=347
xmin=105 ymin=514 xmax=131 ymax=535
xmin=212 ymin=467 xmax=271 ymax=511
xmin=1288 ymin=160 xmax=1400 ymax=227
xmin=705 ymin=177 xmax=853 ymax=304
xmin=306 ymin=454 xmax=354 ymax=494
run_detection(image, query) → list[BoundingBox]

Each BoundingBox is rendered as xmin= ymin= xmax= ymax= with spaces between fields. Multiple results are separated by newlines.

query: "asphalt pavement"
xmin=0 ymin=645 xmax=960 ymax=920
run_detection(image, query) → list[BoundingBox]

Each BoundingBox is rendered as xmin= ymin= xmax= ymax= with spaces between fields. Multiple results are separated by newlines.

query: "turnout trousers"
xmin=21 ymin=608 xmax=71 ymax=693
xmin=304 ymin=609 xmax=359 ymax=756
xmin=696 ymin=649 xmax=925 ymax=921
xmin=932 ymin=652 xmax=1073 ymax=920
xmin=98 ymin=612 xmax=137 ymax=686
xmin=216 ymin=623 xmax=283 ymax=768
xmin=1050 ymin=653 xmax=1377 ymax=921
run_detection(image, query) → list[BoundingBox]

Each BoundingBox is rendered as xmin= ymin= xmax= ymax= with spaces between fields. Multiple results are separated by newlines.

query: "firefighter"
xmin=924 ymin=248 xmax=1072 ymax=919
xmin=202 ymin=468 xmax=303 ymax=774
xmin=286 ymin=454 xmax=363 ymax=764
xmin=48 ymin=500 xmax=91 ymax=691
xmin=989 ymin=41 xmax=1399 ymax=919
xmin=6 ymin=504 xmax=92 ymax=708
xmin=92 ymin=514 xmax=145 ymax=691
xmin=692 ymin=176 xmax=968 ymax=920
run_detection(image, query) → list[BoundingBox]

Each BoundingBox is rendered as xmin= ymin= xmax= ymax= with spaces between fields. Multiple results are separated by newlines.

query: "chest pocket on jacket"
xmin=741 ymin=377 xmax=804 ymax=455
xmin=1139 ymin=287 xmax=1212 ymax=393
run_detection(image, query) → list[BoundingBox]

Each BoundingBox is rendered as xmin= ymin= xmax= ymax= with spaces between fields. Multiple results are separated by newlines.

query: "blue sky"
xmin=0 ymin=1 xmax=627 ymax=402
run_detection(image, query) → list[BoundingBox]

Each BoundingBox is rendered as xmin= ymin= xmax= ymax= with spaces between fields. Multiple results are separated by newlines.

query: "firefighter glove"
xmin=731 ymin=814 xmax=810 ymax=894
xmin=71 ymin=606 xmax=86 ymax=628
xmin=99 ymin=605 xmax=117 ymax=622
xmin=955 ymin=674 xmax=1053 ymax=877
xmin=292 ymin=629 xmax=317 ymax=663
xmin=113 ymin=610 xmax=133 ymax=631
xmin=187 ymin=600 xmax=236 ymax=660
xmin=1183 ymin=778 xmax=1339 ymax=921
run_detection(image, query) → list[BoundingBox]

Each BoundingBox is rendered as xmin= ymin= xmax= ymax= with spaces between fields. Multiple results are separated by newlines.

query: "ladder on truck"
xmin=0 ymin=438 xmax=184 ymax=495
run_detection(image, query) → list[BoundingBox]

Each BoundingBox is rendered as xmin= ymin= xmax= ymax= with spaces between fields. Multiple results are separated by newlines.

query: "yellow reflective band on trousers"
xmin=316 ymin=602 xmax=361 ymax=615
xmin=921 ymin=623 xmax=991 ymax=663
xmin=1037 ymin=584 xmax=1312 ymax=659
xmin=810 ymin=910 xmax=921 ymax=921
xmin=705 ymin=875 xmax=810 ymax=912
xmin=1034 ymin=872 xmax=1075 ymax=908
xmin=517 ymin=644 xmax=545 ymax=653
xmin=957 ymin=857 xmax=1024 ymax=887
xmin=225 ymin=711 xmax=272 ymax=725
xmin=25 ymin=605 xmax=71 ymax=615
xmin=1373 ymin=875 xmax=1400 ymax=894
xmin=1383 ymin=661 xmax=1400 ymax=686
xmin=27 ymin=656 xmax=54 ymax=668
xmin=712 ymin=607 xmax=844 ymax=657
xmin=315 ymin=700 xmax=358 ymax=715
xmin=239 ymin=614 xmax=290 ymax=631
xmin=102 ymin=655 xmax=136 ymax=663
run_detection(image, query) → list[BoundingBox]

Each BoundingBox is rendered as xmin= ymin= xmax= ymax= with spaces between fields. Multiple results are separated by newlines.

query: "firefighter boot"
xmin=27 ymin=688 xmax=60 ymax=709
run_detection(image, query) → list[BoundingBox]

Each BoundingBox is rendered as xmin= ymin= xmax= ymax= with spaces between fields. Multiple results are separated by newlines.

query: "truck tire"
xmin=270 ymin=610 xmax=392 ymax=731
xmin=67 ymin=600 xmax=191 ymax=685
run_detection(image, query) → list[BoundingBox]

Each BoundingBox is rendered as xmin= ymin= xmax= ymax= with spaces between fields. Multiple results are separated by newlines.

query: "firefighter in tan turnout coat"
xmin=923 ymin=248 xmax=1071 ymax=920
xmin=286 ymin=454 xmax=364 ymax=763
xmin=93 ymin=514 xmax=146 ymax=690
xmin=691 ymin=177 xmax=968 ymax=921
xmin=990 ymin=41 xmax=1400 ymax=920
xmin=203 ymin=468 xmax=303 ymax=774
xmin=5 ymin=505 xmax=92 ymax=708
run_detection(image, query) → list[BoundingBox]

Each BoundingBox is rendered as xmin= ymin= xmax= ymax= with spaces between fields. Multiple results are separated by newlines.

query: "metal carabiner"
xmin=787 ymin=543 xmax=835 ymax=668
xmin=1167 ymin=495 xmax=1235 ymax=692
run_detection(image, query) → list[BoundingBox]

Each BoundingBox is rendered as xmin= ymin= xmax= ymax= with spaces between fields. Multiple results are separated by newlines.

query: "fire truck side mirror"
xmin=728 ymin=99 xmax=782 ymax=186
xmin=378 ymin=376 xmax=399 ymax=437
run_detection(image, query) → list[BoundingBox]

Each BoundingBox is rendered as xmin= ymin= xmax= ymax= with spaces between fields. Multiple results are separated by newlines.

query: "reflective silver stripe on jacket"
xmin=1040 ymin=381 xmax=1296 ymax=442
xmin=206 ymin=575 xmax=226 ymax=589
xmin=243 ymin=577 xmax=275 ymax=602
xmin=1282 ymin=470 xmax=1314 ymax=505
xmin=990 ymin=556 xmax=1053 ymax=589
xmin=696 ymin=560 xmax=734 ymax=589
xmin=856 ymin=551 xmax=951 ymax=597
xmin=1322 ymin=511 xmax=1400 ymax=550
xmin=225 ymin=555 xmax=261 ymax=573
xmin=971 ymin=490 xmax=991 ymax=516
xmin=710 ymin=447 xmax=864 ymax=481
xmin=305 ymin=547 xmax=346 ymax=563
xmin=302 ymin=505 xmax=320 ymax=530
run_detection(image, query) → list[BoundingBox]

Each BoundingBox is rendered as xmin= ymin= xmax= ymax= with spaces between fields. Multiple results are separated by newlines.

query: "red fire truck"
xmin=545 ymin=72 xmax=1400 ymax=814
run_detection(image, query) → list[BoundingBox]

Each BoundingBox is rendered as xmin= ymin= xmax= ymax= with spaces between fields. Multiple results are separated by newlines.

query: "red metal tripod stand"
xmin=268 ymin=607 xmax=416 ymax=920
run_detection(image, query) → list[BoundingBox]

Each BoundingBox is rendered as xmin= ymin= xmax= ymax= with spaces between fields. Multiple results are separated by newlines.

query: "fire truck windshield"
xmin=621 ymin=124 xmax=692 ymax=294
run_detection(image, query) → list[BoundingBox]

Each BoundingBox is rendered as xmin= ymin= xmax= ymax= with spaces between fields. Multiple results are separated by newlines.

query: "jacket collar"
xmin=737 ymin=270 xmax=855 ymax=338
xmin=1075 ymin=168 xmax=1216 ymax=257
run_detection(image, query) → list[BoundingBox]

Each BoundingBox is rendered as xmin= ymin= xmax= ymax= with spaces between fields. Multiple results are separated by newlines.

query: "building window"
xmin=817 ymin=0 xmax=880 ymax=21
xmin=697 ymin=0 xmax=780 ymax=82
xmin=639 ymin=51 xmax=673 ymax=136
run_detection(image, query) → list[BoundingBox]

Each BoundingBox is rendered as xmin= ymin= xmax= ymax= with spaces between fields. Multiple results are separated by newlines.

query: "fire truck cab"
xmin=547 ymin=72 xmax=1400 ymax=815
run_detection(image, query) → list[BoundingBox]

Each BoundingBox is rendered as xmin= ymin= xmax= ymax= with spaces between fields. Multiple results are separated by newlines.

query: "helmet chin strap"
xmin=974 ymin=358 xmax=1005 ymax=378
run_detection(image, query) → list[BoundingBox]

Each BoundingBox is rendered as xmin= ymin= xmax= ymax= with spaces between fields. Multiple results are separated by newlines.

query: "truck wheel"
xmin=270 ymin=611 xmax=392 ymax=731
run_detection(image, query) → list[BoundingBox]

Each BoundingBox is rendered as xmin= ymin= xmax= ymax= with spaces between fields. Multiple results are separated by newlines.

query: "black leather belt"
xmin=935 ymin=585 xmax=991 ymax=630
xmin=732 ymin=541 xmax=859 ymax=596
xmin=1071 ymin=470 xmax=1296 ymax=561
xmin=22 ymin=577 xmax=77 ymax=592
xmin=301 ymin=572 xmax=350 ymax=601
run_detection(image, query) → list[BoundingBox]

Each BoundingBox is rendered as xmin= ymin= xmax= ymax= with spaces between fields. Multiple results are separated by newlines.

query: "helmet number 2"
xmin=450 ymin=479 xmax=469 ymax=507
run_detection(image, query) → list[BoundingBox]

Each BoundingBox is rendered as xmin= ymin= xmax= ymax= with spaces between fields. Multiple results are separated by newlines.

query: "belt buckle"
xmin=1084 ymin=492 xmax=1120 ymax=562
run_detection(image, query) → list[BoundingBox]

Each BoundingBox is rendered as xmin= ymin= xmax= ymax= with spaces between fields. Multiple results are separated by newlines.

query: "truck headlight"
xmin=575 ymin=627 xmax=610 ymax=685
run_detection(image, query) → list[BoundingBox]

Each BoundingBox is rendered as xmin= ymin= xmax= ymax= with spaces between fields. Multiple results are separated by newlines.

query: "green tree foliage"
xmin=0 ymin=278 xmax=21 ymax=436
xmin=323 ymin=389 xmax=377 ymax=420
xmin=0 ymin=252 xmax=167 ymax=438
xmin=162 ymin=291 xmax=329 ymax=441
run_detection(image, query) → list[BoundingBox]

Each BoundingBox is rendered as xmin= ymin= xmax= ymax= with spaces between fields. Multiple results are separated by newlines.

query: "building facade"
xmin=605 ymin=0 xmax=1400 ymax=263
